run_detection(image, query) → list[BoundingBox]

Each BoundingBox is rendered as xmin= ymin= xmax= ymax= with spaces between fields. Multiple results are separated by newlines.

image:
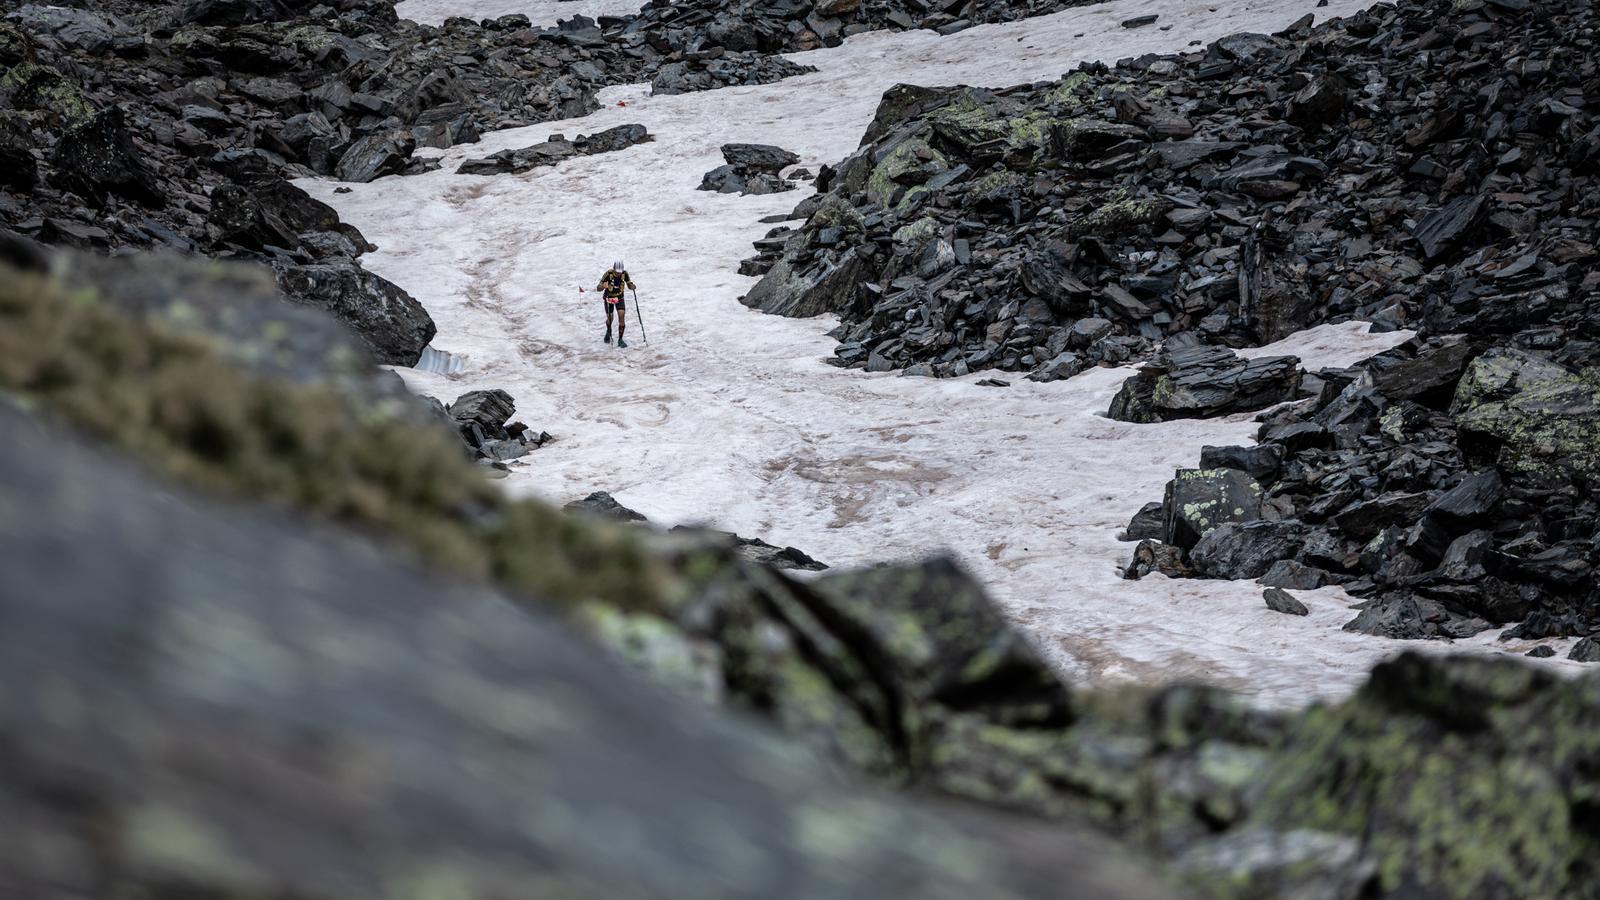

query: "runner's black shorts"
xmin=604 ymin=296 xmax=626 ymax=311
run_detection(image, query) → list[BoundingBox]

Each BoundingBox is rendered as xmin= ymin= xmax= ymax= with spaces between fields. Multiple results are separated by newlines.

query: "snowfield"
xmin=312 ymin=0 xmax=1572 ymax=706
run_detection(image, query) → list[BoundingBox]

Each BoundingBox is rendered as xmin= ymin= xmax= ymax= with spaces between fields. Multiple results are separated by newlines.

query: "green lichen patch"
xmin=1 ymin=61 xmax=97 ymax=126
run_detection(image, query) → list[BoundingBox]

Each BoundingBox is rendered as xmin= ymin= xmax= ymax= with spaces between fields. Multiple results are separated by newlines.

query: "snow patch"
xmin=314 ymin=0 xmax=1566 ymax=706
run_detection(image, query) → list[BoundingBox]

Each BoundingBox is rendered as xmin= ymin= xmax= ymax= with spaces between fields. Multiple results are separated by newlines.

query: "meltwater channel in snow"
xmin=310 ymin=0 xmax=1550 ymax=706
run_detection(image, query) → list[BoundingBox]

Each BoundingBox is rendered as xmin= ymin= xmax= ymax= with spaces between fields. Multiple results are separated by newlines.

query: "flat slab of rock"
xmin=458 ymin=124 xmax=651 ymax=175
xmin=1110 ymin=345 xmax=1302 ymax=423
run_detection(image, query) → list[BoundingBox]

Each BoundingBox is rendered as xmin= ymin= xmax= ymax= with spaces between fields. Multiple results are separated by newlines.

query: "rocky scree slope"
xmin=1126 ymin=331 xmax=1600 ymax=652
xmin=7 ymin=236 xmax=1600 ymax=900
xmin=1064 ymin=0 xmax=1600 ymax=650
xmin=0 ymin=0 xmax=797 ymax=363
xmin=740 ymin=0 xmax=1597 ymax=384
xmin=0 ymin=0 xmax=1163 ymax=362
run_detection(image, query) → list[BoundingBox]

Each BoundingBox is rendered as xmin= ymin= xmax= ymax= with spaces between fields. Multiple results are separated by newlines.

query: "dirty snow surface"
xmin=314 ymin=0 xmax=1549 ymax=706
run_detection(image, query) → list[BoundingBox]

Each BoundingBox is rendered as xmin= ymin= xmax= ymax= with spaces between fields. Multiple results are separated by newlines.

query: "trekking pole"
xmin=631 ymin=288 xmax=648 ymax=345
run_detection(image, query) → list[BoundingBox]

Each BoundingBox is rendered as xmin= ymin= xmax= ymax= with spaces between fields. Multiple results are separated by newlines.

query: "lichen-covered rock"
xmin=1451 ymin=348 xmax=1600 ymax=484
xmin=1244 ymin=654 xmax=1600 ymax=898
xmin=44 ymin=249 xmax=405 ymax=404
xmin=1162 ymin=468 xmax=1264 ymax=550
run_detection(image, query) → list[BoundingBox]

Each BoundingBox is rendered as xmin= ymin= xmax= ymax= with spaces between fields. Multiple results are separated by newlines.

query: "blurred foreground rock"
xmin=0 ymin=404 xmax=1179 ymax=900
xmin=8 ymin=247 xmax=1600 ymax=900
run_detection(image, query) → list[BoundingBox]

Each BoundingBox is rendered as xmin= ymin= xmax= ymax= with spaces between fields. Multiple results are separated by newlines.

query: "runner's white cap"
xmin=613 ymin=260 xmax=625 ymax=271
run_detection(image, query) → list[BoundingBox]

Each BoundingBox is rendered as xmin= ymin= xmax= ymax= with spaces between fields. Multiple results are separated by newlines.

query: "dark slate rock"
xmin=1261 ymin=421 xmax=1331 ymax=452
xmin=1111 ymin=346 xmax=1301 ymax=423
xmin=449 ymin=389 xmax=516 ymax=444
xmin=7 ymin=5 xmax=134 ymax=54
xmin=1426 ymin=470 xmax=1502 ymax=527
xmin=272 ymin=260 xmax=436 ymax=367
xmin=1260 ymin=559 xmax=1334 ymax=590
xmin=742 ymin=244 xmax=868 ymax=318
xmin=1209 ymin=154 xmax=1326 ymax=193
xmin=1360 ymin=337 xmax=1474 ymax=404
xmin=1343 ymin=595 xmax=1490 ymax=640
xmin=1162 ymin=468 xmax=1264 ymax=550
xmin=1411 ymin=194 xmax=1486 ymax=260
xmin=722 ymin=143 xmax=801 ymax=172
xmin=565 ymin=490 xmax=648 ymax=522
xmin=334 ymin=132 xmax=415 ymax=183
xmin=1190 ymin=521 xmax=1302 ymax=580
xmin=457 ymin=124 xmax=651 ymax=176
xmin=51 ymin=105 xmax=164 ymax=206
xmin=1570 ymin=637 xmax=1600 ymax=663
xmin=1526 ymin=645 xmax=1557 ymax=658
xmin=1199 ymin=444 xmax=1284 ymax=481
xmin=1333 ymin=492 xmax=1433 ymax=542
xmin=1124 ymin=501 xmax=1165 ymax=541
xmin=1152 ymin=140 xmax=1247 ymax=170
xmin=1287 ymin=73 xmax=1349 ymax=129
xmin=1264 ymin=587 xmax=1309 ymax=616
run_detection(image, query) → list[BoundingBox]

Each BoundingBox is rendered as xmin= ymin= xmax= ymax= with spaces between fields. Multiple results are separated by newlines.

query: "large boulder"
xmin=333 ymin=131 xmax=415 ymax=183
xmin=741 ymin=244 xmax=867 ymax=317
xmin=699 ymin=143 xmax=802 ymax=196
xmin=273 ymin=260 xmax=435 ymax=366
xmin=1190 ymin=521 xmax=1303 ymax=580
xmin=208 ymin=179 xmax=358 ymax=253
xmin=1451 ymin=348 xmax=1600 ymax=484
xmin=1110 ymin=345 xmax=1302 ymax=423
xmin=1161 ymin=468 xmax=1264 ymax=550
xmin=721 ymin=142 xmax=801 ymax=173
xmin=45 ymin=250 xmax=404 ymax=402
xmin=1356 ymin=336 xmax=1474 ymax=405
